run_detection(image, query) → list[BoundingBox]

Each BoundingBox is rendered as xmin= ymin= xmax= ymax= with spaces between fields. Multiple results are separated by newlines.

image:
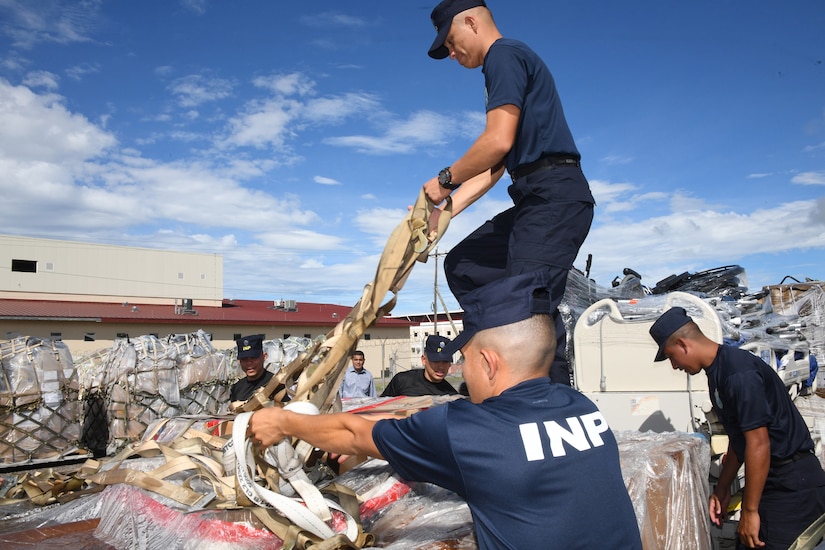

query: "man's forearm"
xmin=716 ymin=444 xmax=742 ymax=493
xmin=742 ymin=428 xmax=770 ymax=513
xmin=249 ymin=408 xmax=384 ymax=459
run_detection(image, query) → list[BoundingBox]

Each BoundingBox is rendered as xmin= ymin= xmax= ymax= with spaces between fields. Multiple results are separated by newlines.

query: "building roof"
xmin=0 ymin=298 xmax=416 ymax=328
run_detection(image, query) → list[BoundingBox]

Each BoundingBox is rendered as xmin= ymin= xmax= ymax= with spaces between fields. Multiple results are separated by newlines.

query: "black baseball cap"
xmin=649 ymin=307 xmax=692 ymax=362
xmin=444 ymin=270 xmax=555 ymax=356
xmin=424 ymin=335 xmax=453 ymax=362
xmin=236 ymin=334 xmax=264 ymax=359
xmin=428 ymin=0 xmax=487 ymax=59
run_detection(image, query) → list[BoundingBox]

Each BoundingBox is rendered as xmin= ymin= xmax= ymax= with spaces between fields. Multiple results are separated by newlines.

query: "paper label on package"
xmin=630 ymin=395 xmax=659 ymax=416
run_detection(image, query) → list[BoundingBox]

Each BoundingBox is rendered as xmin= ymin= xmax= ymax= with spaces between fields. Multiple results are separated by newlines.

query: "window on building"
xmin=413 ymin=331 xmax=419 ymax=339
xmin=116 ymin=332 xmax=128 ymax=339
xmin=50 ymin=332 xmax=62 ymax=341
xmin=233 ymin=333 xmax=242 ymax=340
xmin=84 ymin=333 xmax=95 ymax=341
xmin=363 ymin=334 xmax=371 ymax=340
xmin=283 ymin=334 xmax=291 ymax=339
xmin=11 ymin=259 xmax=37 ymax=273
xmin=304 ymin=334 xmax=311 ymax=338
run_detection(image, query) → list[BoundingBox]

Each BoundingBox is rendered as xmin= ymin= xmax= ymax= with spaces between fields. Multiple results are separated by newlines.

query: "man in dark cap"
xmin=230 ymin=334 xmax=275 ymax=403
xmin=650 ymin=307 xmax=825 ymax=549
xmin=421 ymin=0 xmax=594 ymax=385
xmin=381 ymin=335 xmax=458 ymax=397
xmin=250 ymin=271 xmax=641 ymax=549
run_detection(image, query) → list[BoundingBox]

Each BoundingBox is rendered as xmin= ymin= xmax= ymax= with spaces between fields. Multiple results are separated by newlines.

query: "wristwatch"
xmin=438 ymin=167 xmax=461 ymax=190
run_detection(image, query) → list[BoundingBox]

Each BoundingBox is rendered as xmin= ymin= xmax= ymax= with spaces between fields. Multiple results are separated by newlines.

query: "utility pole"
xmin=431 ymin=248 xmax=447 ymax=334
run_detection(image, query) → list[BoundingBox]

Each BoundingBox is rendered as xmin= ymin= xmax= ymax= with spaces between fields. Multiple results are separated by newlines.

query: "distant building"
xmin=394 ymin=312 xmax=464 ymax=370
xmin=0 ymin=234 xmax=415 ymax=376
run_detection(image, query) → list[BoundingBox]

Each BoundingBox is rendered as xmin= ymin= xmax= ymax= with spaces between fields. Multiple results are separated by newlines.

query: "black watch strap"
xmin=438 ymin=167 xmax=461 ymax=190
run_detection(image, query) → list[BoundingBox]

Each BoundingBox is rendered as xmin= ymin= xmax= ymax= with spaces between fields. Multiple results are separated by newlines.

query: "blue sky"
xmin=0 ymin=0 xmax=823 ymax=315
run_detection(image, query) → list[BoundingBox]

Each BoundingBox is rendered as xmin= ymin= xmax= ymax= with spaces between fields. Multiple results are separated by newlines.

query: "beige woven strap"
xmin=88 ymin=467 xmax=208 ymax=507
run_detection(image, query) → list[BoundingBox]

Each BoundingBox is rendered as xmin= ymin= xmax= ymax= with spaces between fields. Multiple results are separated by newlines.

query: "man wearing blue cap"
xmin=650 ymin=307 xmax=825 ymax=549
xmin=381 ymin=335 xmax=458 ymax=397
xmin=421 ymin=0 xmax=594 ymax=385
xmin=250 ymin=272 xmax=642 ymax=549
xmin=230 ymin=334 xmax=275 ymax=403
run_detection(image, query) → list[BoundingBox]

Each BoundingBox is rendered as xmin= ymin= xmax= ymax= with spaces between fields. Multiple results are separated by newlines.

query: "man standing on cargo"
xmin=650 ymin=307 xmax=825 ymax=549
xmin=421 ymin=0 xmax=594 ymax=385
xmin=250 ymin=271 xmax=643 ymax=549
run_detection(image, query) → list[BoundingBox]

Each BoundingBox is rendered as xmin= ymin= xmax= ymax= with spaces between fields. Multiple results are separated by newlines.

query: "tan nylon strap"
xmin=89 ymin=467 xmax=206 ymax=507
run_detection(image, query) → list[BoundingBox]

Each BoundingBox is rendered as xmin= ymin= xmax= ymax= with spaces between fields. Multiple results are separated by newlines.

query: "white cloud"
xmin=22 ymin=70 xmax=58 ymax=89
xmin=324 ymin=109 xmax=479 ymax=155
xmin=181 ymin=0 xmax=207 ymax=16
xmin=252 ymin=73 xmax=315 ymax=97
xmin=0 ymin=0 xmax=101 ymax=49
xmin=303 ymin=92 xmax=381 ymax=124
xmin=792 ymin=171 xmax=825 ymax=185
xmin=65 ymin=62 xmax=99 ymax=81
xmin=314 ymin=176 xmax=341 ymax=185
xmin=169 ymin=74 xmax=234 ymax=107
xmin=599 ymin=154 xmax=634 ymax=166
xmin=580 ymin=199 xmax=825 ymax=288
xmin=0 ymin=79 xmax=116 ymax=162
xmin=299 ymin=12 xmax=368 ymax=29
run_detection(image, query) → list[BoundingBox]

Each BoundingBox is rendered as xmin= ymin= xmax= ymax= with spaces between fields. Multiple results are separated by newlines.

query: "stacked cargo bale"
xmin=81 ymin=330 xmax=231 ymax=452
xmin=0 ymin=337 xmax=80 ymax=464
xmin=75 ymin=331 xmax=312 ymax=454
xmin=168 ymin=331 xmax=231 ymax=415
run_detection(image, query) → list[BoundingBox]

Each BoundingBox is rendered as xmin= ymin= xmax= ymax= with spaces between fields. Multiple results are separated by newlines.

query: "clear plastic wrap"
xmin=333 ymin=459 xmax=474 ymax=549
xmin=0 ymin=488 xmax=104 ymax=537
xmin=616 ymin=431 xmax=712 ymax=550
xmin=0 ymin=337 xmax=81 ymax=463
xmin=94 ymin=484 xmax=280 ymax=550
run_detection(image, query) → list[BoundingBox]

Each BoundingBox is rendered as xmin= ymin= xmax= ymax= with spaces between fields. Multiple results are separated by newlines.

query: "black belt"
xmin=511 ymin=155 xmax=580 ymax=180
xmin=771 ymin=449 xmax=814 ymax=468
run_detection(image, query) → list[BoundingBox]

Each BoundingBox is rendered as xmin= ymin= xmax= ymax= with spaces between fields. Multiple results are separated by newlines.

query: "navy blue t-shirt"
xmin=381 ymin=369 xmax=458 ymax=397
xmin=706 ymin=344 xmax=814 ymax=462
xmin=372 ymin=378 xmax=642 ymax=549
xmin=483 ymin=38 xmax=579 ymax=171
xmin=230 ymin=369 xmax=275 ymax=402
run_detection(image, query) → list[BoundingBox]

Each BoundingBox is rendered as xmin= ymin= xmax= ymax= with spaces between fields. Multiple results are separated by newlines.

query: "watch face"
xmin=438 ymin=169 xmax=451 ymax=186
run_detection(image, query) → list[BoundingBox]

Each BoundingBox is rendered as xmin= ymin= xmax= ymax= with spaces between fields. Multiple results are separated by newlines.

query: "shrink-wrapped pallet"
xmin=96 ymin=331 xmax=233 ymax=451
xmin=617 ymin=431 xmax=712 ymax=550
xmin=0 ymin=337 xmax=80 ymax=464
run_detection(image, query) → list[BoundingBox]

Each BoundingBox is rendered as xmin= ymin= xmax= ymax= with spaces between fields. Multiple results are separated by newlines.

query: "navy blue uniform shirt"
xmin=373 ymin=378 xmax=642 ymax=549
xmin=483 ymin=38 xmax=579 ymax=172
xmin=707 ymin=344 xmax=814 ymax=462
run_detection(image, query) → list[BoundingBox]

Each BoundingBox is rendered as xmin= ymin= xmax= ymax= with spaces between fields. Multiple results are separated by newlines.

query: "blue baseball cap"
xmin=237 ymin=334 xmax=264 ymax=359
xmin=428 ymin=0 xmax=487 ymax=59
xmin=649 ymin=307 xmax=692 ymax=362
xmin=424 ymin=335 xmax=453 ymax=362
xmin=444 ymin=271 xmax=556 ymax=355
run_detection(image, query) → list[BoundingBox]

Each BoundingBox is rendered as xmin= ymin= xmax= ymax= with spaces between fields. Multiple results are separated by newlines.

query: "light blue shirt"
xmin=339 ymin=365 xmax=376 ymax=398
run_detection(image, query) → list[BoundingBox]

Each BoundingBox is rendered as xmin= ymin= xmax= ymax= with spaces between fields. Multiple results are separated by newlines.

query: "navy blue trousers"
xmin=445 ymin=165 xmax=594 ymax=384
xmin=736 ymin=453 xmax=825 ymax=549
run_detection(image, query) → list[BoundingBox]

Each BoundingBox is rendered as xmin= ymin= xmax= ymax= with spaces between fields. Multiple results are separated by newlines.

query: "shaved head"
xmin=473 ymin=314 xmax=555 ymax=376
